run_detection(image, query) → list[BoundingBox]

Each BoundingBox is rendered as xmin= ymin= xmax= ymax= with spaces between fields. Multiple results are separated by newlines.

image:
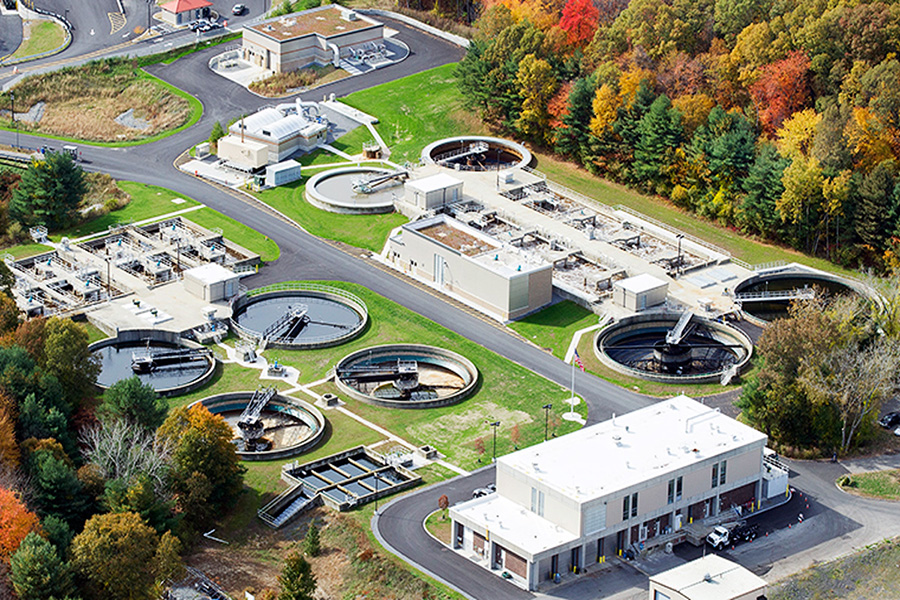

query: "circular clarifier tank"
xmin=421 ymin=136 xmax=532 ymax=171
xmin=733 ymin=266 xmax=862 ymax=323
xmin=190 ymin=391 xmax=326 ymax=461
xmin=91 ymin=330 xmax=216 ymax=397
xmin=230 ymin=284 xmax=367 ymax=350
xmin=595 ymin=313 xmax=753 ymax=384
xmin=306 ymin=166 xmax=405 ymax=214
xmin=335 ymin=344 xmax=478 ymax=409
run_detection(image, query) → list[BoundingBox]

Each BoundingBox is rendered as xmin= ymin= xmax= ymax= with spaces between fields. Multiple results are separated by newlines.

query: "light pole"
xmin=675 ymin=234 xmax=684 ymax=276
xmin=9 ymin=91 xmax=18 ymax=149
xmin=489 ymin=421 xmax=500 ymax=462
xmin=542 ymin=403 xmax=552 ymax=441
xmin=147 ymin=0 xmax=151 ymax=33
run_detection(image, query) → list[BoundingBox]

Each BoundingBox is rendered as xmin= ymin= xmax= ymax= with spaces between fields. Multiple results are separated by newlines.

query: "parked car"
xmin=879 ymin=411 xmax=900 ymax=429
xmin=232 ymin=4 xmax=247 ymax=15
xmin=188 ymin=19 xmax=208 ymax=31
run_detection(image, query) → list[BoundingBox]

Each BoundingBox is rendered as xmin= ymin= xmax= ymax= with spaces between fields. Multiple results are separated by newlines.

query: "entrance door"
xmin=456 ymin=523 xmax=464 ymax=548
xmin=616 ymin=530 xmax=626 ymax=553
xmin=570 ymin=546 xmax=581 ymax=573
xmin=549 ymin=554 xmax=559 ymax=578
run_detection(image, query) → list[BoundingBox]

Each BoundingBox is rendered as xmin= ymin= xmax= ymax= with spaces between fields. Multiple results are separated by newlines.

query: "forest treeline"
xmin=455 ymin=0 xmax=900 ymax=272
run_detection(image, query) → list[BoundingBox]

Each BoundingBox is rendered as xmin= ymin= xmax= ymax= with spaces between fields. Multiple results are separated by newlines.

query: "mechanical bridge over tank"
xmin=130 ymin=345 xmax=212 ymax=374
xmin=351 ymin=170 xmax=408 ymax=194
xmin=237 ymin=386 xmax=278 ymax=449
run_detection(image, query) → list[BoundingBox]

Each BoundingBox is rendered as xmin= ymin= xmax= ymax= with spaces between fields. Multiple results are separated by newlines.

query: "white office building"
xmin=450 ymin=396 xmax=785 ymax=590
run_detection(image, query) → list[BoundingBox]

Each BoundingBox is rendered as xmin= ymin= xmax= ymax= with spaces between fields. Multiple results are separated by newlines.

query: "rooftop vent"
xmin=703 ymin=573 xmax=713 ymax=583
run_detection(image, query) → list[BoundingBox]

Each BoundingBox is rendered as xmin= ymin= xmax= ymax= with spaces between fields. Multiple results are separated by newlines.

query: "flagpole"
xmin=570 ymin=355 xmax=576 ymax=402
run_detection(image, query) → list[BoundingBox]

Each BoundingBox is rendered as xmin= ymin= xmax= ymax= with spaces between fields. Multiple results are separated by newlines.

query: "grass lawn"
xmin=264 ymin=281 xmax=586 ymax=470
xmin=254 ymin=180 xmax=407 ymax=253
xmin=168 ymin=362 xmax=294 ymax=409
xmin=424 ymin=510 xmax=452 ymax=544
xmin=771 ymin=537 xmax=900 ymax=599
xmin=2 ymin=242 xmax=53 ymax=259
xmin=341 ymin=63 xmax=488 ymax=164
xmin=297 ymin=147 xmax=352 ymax=167
xmin=508 ymin=300 xmax=600 ymax=359
xmin=838 ymin=470 xmax=900 ymax=501
xmin=183 ymin=207 xmax=280 ymax=262
xmin=52 ymin=181 xmax=199 ymax=240
xmin=81 ymin=321 xmax=110 ymax=344
xmin=10 ymin=20 xmax=67 ymax=61
xmin=329 ymin=126 xmax=376 ymax=157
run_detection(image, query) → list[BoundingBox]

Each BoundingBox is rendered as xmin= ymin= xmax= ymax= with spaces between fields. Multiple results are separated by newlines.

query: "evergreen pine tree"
xmin=633 ymin=94 xmax=683 ymax=192
xmin=555 ymin=76 xmax=596 ymax=161
xmin=9 ymin=152 xmax=86 ymax=230
xmin=856 ymin=161 xmax=896 ymax=249
xmin=279 ymin=551 xmax=317 ymax=600
xmin=302 ymin=522 xmax=320 ymax=557
xmin=9 ymin=532 xmax=76 ymax=600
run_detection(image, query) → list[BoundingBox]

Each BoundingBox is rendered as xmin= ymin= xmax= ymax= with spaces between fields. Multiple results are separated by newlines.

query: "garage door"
xmin=473 ymin=532 xmax=486 ymax=555
xmin=505 ymin=549 xmax=527 ymax=578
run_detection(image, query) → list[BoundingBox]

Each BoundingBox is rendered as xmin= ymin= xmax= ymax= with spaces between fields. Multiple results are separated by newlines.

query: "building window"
xmin=531 ymin=488 xmax=544 ymax=516
xmin=720 ymin=460 xmax=727 ymax=485
xmin=622 ymin=495 xmax=630 ymax=521
xmin=676 ymin=476 xmax=683 ymax=500
xmin=631 ymin=492 xmax=638 ymax=518
xmin=667 ymin=476 xmax=684 ymax=504
xmin=712 ymin=462 xmax=719 ymax=488
xmin=667 ymin=479 xmax=675 ymax=505
xmin=712 ymin=461 xmax=727 ymax=488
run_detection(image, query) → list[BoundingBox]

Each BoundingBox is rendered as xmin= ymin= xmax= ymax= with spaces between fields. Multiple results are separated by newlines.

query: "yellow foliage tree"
xmin=516 ymin=53 xmax=558 ymax=140
xmin=776 ymin=108 xmax=822 ymax=160
xmin=590 ymin=84 xmax=620 ymax=136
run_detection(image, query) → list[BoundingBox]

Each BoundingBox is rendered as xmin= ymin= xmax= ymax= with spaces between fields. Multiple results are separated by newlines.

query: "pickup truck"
xmin=706 ymin=522 xmax=759 ymax=550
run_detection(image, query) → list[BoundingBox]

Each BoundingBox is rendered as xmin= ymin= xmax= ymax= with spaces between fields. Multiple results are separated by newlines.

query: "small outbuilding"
xmin=613 ymin=273 xmax=668 ymax=311
xmin=159 ymin=0 xmax=212 ymax=26
xmin=183 ymin=264 xmax=241 ymax=303
xmin=649 ymin=555 xmax=767 ymax=600
xmin=266 ymin=160 xmax=303 ymax=187
xmin=404 ymin=173 xmax=464 ymax=210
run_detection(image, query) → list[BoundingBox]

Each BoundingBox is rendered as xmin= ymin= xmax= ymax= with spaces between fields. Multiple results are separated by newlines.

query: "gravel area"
xmin=0 ymin=101 xmax=45 ymax=123
xmin=114 ymin=107 xmax=151 ymax=131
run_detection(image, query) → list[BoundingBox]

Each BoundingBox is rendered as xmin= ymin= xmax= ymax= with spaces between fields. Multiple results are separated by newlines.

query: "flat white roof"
xmin=220 ymin=135 xmax=268 ymax=152
xmin=184 ymin=263 xmax=238 ymax=285
xmin=452 ymin=494 xmax=577 ymax=556
xmin=471 ymin=246 xmax=550 ymax=277
xmin=651 ymin=555 xmax=767 ymax=600
xmin=267 ymin=160 xmax=302 ymax=173
xmin=615 ymin=273 xmax=668 ymax=294
xmin=406 ymin=173 xmax=462 ymax=194
xmin=497 ymin=395 xmax=767 ymax=503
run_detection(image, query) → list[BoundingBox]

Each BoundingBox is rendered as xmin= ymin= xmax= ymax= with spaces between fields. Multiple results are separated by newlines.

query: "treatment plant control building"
xmin=388 ymin=214 xmax=552 ymax=321
xmin=241 ymin=6 xmax=384 ymax=72
xmin=449 ymin=395 xmax=784 ymax=590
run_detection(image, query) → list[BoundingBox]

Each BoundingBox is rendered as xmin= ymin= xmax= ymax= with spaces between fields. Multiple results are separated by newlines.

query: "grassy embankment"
xmin=838 ymin=470 xmax=900 ymax=501
xmin=8 ymin=20 xmax=67 ymax=61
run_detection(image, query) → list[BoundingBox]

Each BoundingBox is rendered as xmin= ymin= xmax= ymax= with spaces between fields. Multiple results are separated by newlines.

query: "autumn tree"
xmin=0 ymin=406 xmax=18 ymax=469
xmin=515 ymin=54 xmax=558 ymax=140
xmin=9 ymin=532 xmax=75 ymax=600
xmin=158 ymin=405 xmax=244 ymax=528
xmin=749 ymin=50 xmax=812 ymax=135
xmin=42 ymin=317 xmax=100 ymax=409
xmin=71 ymin=511 xmax=166 ymax=600
xmin=558 ymin=0 xmax=598 ymax=47
xmin=278 ymin=551 xmax=317 ymax=600
xmin=800 ymin=337 xmax=900 ymax=453
xmin=438 ymin=494 xmax=450 ymax=520
xmin=98 ymin=376 xmax=167 ymax=431
xmin=0 ymin=486 xmax=41 ymax=562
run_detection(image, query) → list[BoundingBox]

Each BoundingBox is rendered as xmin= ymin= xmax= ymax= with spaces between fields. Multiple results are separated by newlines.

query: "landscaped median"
xmin=838 ymin=469 xmax=900 ymax=501
xmin=0 ymin=58 xmax=202 ymax=147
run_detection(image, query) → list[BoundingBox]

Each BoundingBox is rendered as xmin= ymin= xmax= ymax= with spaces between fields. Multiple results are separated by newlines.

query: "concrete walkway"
xmin=563 ymin=314 xmax=611 ymax=364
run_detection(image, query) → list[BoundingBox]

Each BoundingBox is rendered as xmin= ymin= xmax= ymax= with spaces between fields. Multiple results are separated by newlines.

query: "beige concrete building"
xmin=387 ymin=215 xmax=552 ymax=321
xmin=242 ymin=6 xmax=384 ymax=73
xmin=404 ymin=173 xmax=463 ymax=210
xmin=649 ymin=555 xmax=767 ymax=600
xmin=450 ymin=396 xmax=787 ymax=590
xmin=613 ymin=273 xmax=669 ymax=311
xmin=217 ymin=135 xmax=269 ymax=170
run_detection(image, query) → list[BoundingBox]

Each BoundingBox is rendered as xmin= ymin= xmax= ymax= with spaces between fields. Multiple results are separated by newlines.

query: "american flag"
xmin=573 ymin=349 xmax=585 ymax=372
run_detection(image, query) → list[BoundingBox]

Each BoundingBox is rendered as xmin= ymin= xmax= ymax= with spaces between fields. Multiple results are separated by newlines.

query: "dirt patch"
xmin=2 ymin=59 xmax=191 ymax=142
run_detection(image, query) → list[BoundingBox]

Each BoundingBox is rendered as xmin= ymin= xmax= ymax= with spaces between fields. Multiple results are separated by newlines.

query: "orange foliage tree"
xmin=558 ymin=0 xmax=599 ymax=47
xmin=749 ymin=50 xmax=811 ymax=135
xmin=548 ymin=81 xmax=574 ymax=130
xmin=0 ymin=487 xmax=41 ymax=562
xmin=0 ymin=407 xmax=18 ymax=469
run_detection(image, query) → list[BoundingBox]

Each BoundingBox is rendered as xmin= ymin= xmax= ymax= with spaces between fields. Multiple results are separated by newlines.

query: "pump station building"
xmin=449 ymin=395 xmax=788 ymax=590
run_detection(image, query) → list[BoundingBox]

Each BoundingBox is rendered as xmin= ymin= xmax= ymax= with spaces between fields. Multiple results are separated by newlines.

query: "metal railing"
xmin=611 ymin=204 xmax=731 ymax=259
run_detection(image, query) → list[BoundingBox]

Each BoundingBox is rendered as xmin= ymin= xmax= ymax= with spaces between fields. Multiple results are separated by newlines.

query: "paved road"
xmin=0 ymin=12 xmax=22 ymax=59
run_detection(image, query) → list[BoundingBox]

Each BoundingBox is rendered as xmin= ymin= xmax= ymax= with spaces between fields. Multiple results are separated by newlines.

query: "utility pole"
xmin=542 ymin=403 xmax=552 ymax=441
